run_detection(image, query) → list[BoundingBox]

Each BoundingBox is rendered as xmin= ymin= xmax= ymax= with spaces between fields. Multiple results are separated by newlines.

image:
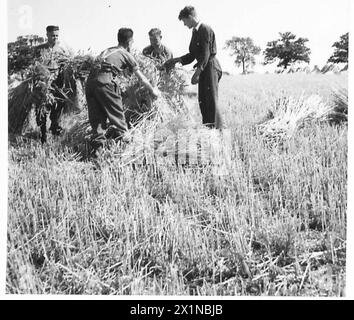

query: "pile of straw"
xmin=8 ymin=51 xmax=96 ymax=134
xmin=8 ymin=79 xmax=34 ymax=134
xmin=257 ymin=88 xmax=348 ymax=146
xmin=331 ymin=87 xmax=348 ymax=122
xmin=8 ymin=62 xmax=56 ymax=134
xmin=64 ymin=89 xmax=189 ymax=162
xmin=121 ymin=52 xmax=187 ymax=117
xmin=61 ymin=52 xmax=190 ymax=160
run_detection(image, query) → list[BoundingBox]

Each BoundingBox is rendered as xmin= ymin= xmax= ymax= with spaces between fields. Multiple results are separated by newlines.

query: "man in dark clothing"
xmin=86 ymin=28 xmax=159 ymax=158
xmin=143 ymin=28 xmax=173 ymax=64
xmin=164 ymin=6 xmax=223 ymax=129
xmin=33 ymin=25 xmax=72 ymax=143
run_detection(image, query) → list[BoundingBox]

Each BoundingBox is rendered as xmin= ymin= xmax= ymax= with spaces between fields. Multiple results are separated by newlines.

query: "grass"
xmin=7 ymin=72 xmax=347 ymax=296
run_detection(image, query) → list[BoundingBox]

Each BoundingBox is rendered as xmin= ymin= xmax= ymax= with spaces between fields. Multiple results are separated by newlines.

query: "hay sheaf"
xmin=8 ymin=79 xmax=34 ymax=134
xmin=257 ymin=88 xmax=348 ymax=146
xmin=8 ymin=51 xmax=95 ymax=134
xmin=64 ymin=90 xmax=193 ymax=163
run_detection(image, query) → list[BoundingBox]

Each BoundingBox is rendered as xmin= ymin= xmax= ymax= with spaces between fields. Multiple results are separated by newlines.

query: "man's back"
xmin=88 ymin=46 xmax=139 ymax=85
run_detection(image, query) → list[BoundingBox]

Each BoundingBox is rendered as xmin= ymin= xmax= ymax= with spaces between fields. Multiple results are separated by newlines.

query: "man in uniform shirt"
xmin=143 ymin=28 xmax=173 ymax=64
xmin=86 ymin=28 xmax=160 ymax=158
xmin=34 ymin=25 xmax=72 ymax=143
xmin=34 ymin=25 xmax=71 ymax=62
xmin=164 ymin=6 xmax=223 ymax=129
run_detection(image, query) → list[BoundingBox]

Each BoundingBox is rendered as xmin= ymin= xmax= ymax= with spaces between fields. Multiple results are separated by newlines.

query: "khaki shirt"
xmin=90 ymin=47 xmax=139 ymax=85
xmin=142 ymin=44 xmax=173 ymax=63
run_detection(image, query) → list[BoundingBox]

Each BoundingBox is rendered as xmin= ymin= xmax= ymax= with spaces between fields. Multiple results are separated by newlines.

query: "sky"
xmin=7 ymin=0 xmax=350 ymax=74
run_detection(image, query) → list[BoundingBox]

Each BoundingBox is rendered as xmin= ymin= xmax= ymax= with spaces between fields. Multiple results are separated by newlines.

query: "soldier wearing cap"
xmin=34 ymin=25 xmax=71 ymax=62
xmin=86 ymin=27 xmax=160 ymax=158
xmin=34 ymin=25 xmax=72 ymax=142
xmin=164 ymin=6 xmax=223 ymax=129
xmin=143 ymin=28 xmax=173 ymax=64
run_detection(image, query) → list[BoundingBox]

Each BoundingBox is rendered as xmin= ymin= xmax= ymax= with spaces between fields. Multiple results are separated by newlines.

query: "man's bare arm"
xmin=134 ymin=69 xmax=160 ymax=98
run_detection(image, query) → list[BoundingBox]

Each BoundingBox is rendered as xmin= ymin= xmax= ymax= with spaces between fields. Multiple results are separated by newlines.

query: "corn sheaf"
xmin=256 ymin=89 xmax=348 ymax=146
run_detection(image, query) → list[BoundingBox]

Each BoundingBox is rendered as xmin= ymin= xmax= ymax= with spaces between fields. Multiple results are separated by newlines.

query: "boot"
xmin=90 ymin=145 xmax=104 ymax=160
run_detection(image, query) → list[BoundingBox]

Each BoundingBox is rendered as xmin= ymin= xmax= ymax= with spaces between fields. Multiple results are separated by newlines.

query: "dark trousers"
xmin=35 ymin=92 xmax=64 ymax=143
xmin=35 ymin=72 xmax=66 ymax=143
xmin=86 ymin=79 xmax=127 ymax=150
xmin=198 ymin=59 xmax=223 ymax=129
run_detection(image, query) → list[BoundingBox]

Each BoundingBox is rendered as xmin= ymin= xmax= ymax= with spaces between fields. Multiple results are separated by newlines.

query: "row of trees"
xmin=9 ymin=32 xmax=349 ymax=76
xmin=224 ymin=32 xmax=349 ymax=74
xmin=8 ymin=35 xmax=45 ymax=76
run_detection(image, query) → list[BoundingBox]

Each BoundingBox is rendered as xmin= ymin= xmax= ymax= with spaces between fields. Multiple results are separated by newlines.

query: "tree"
xmin=8 ymin=35 xmax=45 ymax=77
xmin=263 ymin=32 xmax=311 ymax=70
xmin=328 ymin=32 xmax=348 ymax=64
xmin=224 ymin=37 xmax=261 ymax=74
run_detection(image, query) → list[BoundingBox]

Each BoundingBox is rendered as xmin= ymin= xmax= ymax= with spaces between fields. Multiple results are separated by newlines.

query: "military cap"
xmin=46 ymin=25 xmax=59 ymax=32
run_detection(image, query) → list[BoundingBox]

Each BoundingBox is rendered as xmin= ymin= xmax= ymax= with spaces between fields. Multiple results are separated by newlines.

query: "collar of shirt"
xmin=194 ymin=21 xmax=202 ymax=32
xmin=152 ymin=44 xmax=164 ymax=52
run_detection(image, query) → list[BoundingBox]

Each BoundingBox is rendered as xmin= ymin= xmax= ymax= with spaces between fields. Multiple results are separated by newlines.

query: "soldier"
xmin=34 ymin=25 xmax=71 ymax=60
xmin=143 ymin=28 xmax=173 ymax=64
xmin=34 ymin=25 xmax=72 ymax=143
xmin=164 ymin=6 xmax=223 ymax=129
xmin=86 ymin=28 xmax=160 ymax=158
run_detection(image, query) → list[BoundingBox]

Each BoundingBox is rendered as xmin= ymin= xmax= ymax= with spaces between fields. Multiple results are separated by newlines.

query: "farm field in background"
xmin=7 ymin=72 xmax=348 ymax=296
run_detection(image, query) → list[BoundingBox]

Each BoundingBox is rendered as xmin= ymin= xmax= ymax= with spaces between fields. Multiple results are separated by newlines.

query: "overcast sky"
xmin=7 ymin=0 xmax=350 ymax=73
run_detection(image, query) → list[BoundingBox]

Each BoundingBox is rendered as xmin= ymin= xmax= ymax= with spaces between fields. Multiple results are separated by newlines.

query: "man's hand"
xmin=157 ymin=64 xmax=165 ymax=71
xmin=134 ymin=69 xmax=161 ymax=100
xmin=163 ymin=57 xmax=180 ymax=70
xmin=191 ymin=68 xmax=202 ymax=85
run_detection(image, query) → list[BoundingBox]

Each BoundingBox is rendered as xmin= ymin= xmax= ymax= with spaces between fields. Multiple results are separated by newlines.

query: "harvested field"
xmin=7 ymin=72 xmax=347 ymax=296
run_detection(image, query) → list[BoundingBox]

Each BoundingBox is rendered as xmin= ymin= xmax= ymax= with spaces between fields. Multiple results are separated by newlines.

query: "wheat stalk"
xmin=257 ymin=88 xmax=348 ymax=146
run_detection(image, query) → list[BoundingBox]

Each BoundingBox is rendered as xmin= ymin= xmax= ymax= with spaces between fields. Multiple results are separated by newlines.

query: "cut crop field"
xmin=7 ymin=72 xmax=347 ymax=296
